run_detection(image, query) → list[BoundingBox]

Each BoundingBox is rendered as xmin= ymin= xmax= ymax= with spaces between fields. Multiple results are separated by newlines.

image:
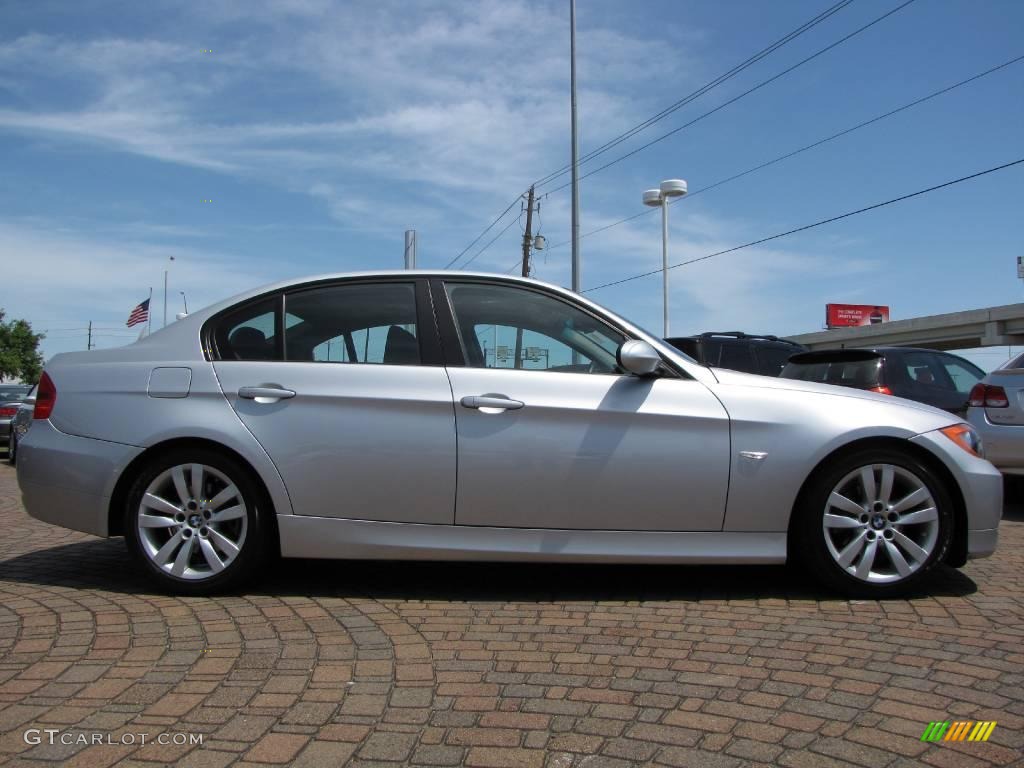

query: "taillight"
xmin=0 ymin=407 xmax=17 ymax=418
xmin=969 ymin=383 xmax=1008 ymax=408
xmin=868 ymin=386 xmax=893 ymax=395
xmin=33 ymin=372 xmax=56 ymax=420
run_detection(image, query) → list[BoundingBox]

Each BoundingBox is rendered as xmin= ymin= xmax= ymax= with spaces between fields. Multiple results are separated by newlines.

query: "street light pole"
xmin=643 ymin=179 xmax=688 ymax=337
xmin=661 ymin=195 xmax=670 ymax=337
xmin=569 ymin=0 xmax=581 ymax=294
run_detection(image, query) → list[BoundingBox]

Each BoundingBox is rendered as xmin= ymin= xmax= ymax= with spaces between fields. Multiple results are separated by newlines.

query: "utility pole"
xmin=569 ymin=0 xmax=581 ymax=294
xmin=87 ymin=321 xmax=92 ymax=351
xmin=520 ymin=186 xmax=536 ymax=278
xmin=514 ymin=186 xmax=537 ymax=369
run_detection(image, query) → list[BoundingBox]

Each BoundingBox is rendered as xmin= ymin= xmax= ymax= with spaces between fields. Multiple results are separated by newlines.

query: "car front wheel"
xmin=125 ymin=449 xmax=268 ymax=594
xmin=794 ymin=448 xmax=953 ymax=597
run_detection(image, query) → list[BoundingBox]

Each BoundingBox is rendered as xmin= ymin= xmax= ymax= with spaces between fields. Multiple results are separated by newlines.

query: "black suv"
xmin=665 ymin=332 xmax=807 ymax=377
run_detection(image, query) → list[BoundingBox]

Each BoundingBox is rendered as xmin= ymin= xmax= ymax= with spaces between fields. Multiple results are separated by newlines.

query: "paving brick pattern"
xmin=0 ymin=461 xmax=1021 ymax=767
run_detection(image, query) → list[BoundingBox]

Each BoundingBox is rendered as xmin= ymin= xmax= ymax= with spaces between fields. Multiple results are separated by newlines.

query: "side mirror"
xmin=617 ymin=340 xmax=662 ymax=377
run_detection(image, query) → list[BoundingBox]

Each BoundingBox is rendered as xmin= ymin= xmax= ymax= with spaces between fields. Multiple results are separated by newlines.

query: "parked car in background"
xmin=665 ymin=332 xmax=807 ymax=376
xmin=15 ymin=272 xmax=1000 ymax=598
xmin=780 ymin=347 xmax=985 ymax=417
xmin=967 ymin=351 xmax=1024 ymax=477
xmin=7 ymin=385 xmax=36 ymax=465
xmin=0 ymin=384 xmax=34 ymax=453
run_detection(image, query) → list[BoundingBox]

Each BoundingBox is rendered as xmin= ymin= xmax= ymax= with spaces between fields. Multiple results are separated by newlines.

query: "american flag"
xmin=126 ymin=298 xmax=150 ymax=328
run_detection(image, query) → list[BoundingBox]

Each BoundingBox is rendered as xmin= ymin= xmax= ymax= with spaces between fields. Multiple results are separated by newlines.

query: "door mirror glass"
xmin=617 ymin=340 xmax=662 ymax=377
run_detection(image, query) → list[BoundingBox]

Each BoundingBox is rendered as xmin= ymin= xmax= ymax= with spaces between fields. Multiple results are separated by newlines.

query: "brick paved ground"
xmin=0 ymin=461 xmax=1021 ymax=768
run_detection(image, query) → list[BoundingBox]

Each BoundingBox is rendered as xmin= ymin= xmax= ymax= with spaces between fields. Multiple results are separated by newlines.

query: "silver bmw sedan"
xmin=16 ymin=272 xmax=1001 ymax=596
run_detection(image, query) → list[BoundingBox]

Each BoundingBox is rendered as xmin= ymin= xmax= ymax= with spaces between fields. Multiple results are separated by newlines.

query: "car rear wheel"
xmin=124 ymin=448 xmax=267 ymax=594
xmin=794 ymin=448 xmax=953 ymax=597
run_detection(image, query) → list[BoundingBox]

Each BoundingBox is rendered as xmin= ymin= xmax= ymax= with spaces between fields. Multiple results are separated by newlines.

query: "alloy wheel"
xmin=822 ymin=463 xmax=939 ymax=584
xmin=136 ymin=463 xmax=248 ymax=580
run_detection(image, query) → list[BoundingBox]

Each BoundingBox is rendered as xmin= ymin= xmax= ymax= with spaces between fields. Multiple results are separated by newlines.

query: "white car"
xmin=968 ymin=351 xmax=1024 ymax=476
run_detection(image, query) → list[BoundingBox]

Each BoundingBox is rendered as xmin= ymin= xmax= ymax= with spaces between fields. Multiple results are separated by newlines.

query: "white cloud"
xmin=0 ymin=221 xmax=281 ymax=358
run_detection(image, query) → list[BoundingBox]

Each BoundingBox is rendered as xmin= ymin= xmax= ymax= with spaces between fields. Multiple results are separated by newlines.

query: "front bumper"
xmin=910 ymin=429 xmax=1003 ymax=560
xmin=17 ymin=420 xmax=141 ymax=537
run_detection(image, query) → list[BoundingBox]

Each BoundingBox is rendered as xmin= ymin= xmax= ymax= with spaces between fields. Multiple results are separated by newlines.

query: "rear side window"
xmin=755 ymin=346 xmax=798 ymax=377
xmin=284 ymin=282 xmax=420 ymax=365
xmin=211 ymin=296 xmax=281 ymax=361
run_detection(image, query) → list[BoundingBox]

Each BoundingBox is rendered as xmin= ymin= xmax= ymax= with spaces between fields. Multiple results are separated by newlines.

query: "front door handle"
xmin=460 ymin=394 xmax=525 ymax=411
xmin=238 ymin=385 xmax=296 ymax=402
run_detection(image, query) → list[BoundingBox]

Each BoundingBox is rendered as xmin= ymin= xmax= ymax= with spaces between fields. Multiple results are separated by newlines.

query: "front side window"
xmin=444 ymin=282 xmax=625 ymax=374
xmin=284 ymin=282 xmax=420 ymax=365
xmin=900 ymin=351 xmax=954 ymax=391
xmin=938 ymin=355 xmax=984 ymax=394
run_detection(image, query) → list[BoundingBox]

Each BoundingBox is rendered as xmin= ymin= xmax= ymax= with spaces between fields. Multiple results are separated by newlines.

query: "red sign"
xmin=826 ymin=304 xmax=890 ymax=329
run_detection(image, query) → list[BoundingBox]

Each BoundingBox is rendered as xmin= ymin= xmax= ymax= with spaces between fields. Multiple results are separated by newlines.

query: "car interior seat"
xmin=383 ymin=325 xmax=419 ymax=365
xmin=228 ymin=327 xmax=272 ymax=360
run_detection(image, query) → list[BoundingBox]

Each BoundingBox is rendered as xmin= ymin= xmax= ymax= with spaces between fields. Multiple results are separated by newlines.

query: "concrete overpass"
xmin=788 ymin=303 xmax=1024 ymax=351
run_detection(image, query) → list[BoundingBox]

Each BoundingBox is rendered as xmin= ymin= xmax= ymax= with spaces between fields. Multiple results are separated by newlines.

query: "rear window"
xmin=0 ymin=386 xmax=33 ymax=402
xmin=1001 ymin=351 xmax=1024 ymax=370
xmin=781 ymin=357 xmax=882 ymax=388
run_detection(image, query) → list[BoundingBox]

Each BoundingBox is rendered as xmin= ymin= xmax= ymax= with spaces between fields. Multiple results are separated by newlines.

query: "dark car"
xmin=1 ymin=384 xmax=34 ymax=451
xmin=665 ymin=332 xmax=807 ymax=377
xmin=780 ymin=347 xmax=986 ymax=416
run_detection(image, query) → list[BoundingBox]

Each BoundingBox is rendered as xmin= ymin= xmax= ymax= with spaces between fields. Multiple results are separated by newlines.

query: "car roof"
xmin=665 ymin=332 xmax=804 ymax=346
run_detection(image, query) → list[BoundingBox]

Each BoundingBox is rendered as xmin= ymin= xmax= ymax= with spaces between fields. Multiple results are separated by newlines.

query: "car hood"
xmin=707 ymin=367 xmax=959 ymax=432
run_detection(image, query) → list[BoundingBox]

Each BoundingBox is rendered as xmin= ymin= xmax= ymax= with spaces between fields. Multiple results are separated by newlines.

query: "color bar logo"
xmin=921 ymin=721 xmax=997 ymax=743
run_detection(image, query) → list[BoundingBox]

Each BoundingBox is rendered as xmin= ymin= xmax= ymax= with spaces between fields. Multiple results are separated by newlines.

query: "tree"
xmin=0 ymin=309 xmax=45 ymax=383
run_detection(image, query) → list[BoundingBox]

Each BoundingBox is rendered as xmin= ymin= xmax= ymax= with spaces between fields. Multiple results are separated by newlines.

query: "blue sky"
xmin=1 ymin=0 xmax=1022 ymax=370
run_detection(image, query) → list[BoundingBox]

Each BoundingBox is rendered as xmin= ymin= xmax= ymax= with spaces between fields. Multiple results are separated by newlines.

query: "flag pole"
xmin=147 ymin=287 xmax=153 ymax=335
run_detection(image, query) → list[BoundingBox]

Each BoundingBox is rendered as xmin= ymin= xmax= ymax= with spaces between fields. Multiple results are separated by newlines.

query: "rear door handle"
xmin=238 ymin=386 xmax=296 ymax=401
xmin=460 ymin=394 xmax=524 ymax=411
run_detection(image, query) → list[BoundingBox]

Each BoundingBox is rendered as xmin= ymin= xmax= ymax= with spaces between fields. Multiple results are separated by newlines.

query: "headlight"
xmin=939 ymin=423 xmax=985 ymax=458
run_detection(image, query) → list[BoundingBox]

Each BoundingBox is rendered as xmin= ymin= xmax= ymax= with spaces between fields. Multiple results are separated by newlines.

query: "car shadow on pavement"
xmin=0 ymin=536 xmax=979 ymax=602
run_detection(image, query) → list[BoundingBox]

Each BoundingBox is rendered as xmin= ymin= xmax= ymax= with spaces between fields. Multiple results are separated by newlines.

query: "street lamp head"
xmin=660 ymin=179 xmax=687 ymax=198
xmin=642 ymin=189 xmax=662 ymax=207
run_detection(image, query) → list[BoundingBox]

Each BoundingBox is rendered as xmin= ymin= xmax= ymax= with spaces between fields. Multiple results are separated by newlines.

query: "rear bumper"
xmin=16 ymin=421 xmax=141 ymax=537
xmin=967 ymin=409 xmax=1024 ymax=475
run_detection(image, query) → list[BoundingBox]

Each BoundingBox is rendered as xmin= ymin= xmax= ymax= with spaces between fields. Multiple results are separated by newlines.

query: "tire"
xmin=124 ymin=447 xmax=269 ymax=595
xmin=793 ymin=447 xmax=953 ymax=598
xmin=7 ymin=432 xmax=15 ymax=466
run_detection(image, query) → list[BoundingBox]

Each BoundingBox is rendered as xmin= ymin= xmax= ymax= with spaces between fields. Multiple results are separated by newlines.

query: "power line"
xmin=459 ymin=212 xmax=524 ymax=270
xmin=532 ymin=0 xmax=854 ymax=188
xmin=583 ymin=157 xmax=1024 ymax=293
xmin=543 ymin=0 xmax=918 ymax=195
xmin=544 ymin=53 xmax=1024 ymax=251
xmin=450 ymin=1 xmax=856 ymax=270
xmin=444 ymin=195 xmax=523 ymax=270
